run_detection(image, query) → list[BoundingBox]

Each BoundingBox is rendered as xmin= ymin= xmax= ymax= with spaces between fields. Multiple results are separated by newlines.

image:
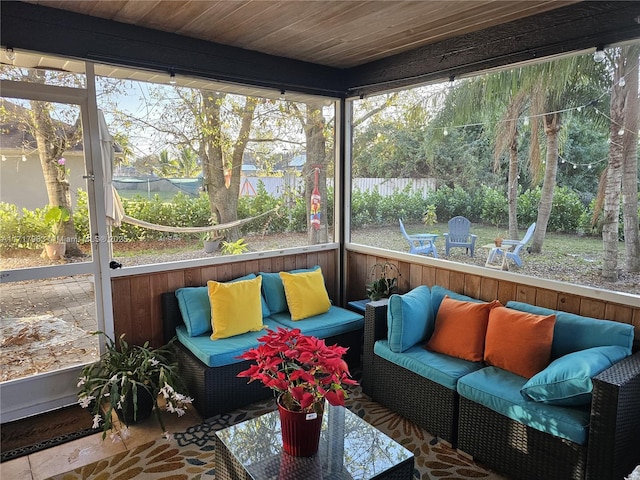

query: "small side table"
xmin=347 ymin=299 xmax=370 ymax=313
xmin=482 ymin=243 xmax=509 ymax=271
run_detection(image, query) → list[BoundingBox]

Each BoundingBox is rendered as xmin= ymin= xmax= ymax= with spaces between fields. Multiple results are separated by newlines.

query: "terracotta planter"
xmin=494 ymin=238 xmax=503 ymax=247
xmin=277 ymin=395 xmax=323 ymax=457
xmin=45 ymin=242 xmax=66 ymax=260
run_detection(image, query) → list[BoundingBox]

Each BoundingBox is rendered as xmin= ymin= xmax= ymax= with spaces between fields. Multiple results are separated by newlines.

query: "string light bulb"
xmin=523 ymin=117 xmax=529 ymax=126
xmin=5 ymin=47 xmax=15 ymax=62
xmin=593 ymin=47 xmax=606 ymax=63
xmin=169 ymin=72 xmax=176 ymax=85
xmin=618 ymin=77 xmax=626 ymax=87
xmin=443 ymin=128 xmax=449 ymax=136
xmin=21 ymin=154 xmax=27 ymax=162
xmin=618 ymin=128 xmax=625 ymax=136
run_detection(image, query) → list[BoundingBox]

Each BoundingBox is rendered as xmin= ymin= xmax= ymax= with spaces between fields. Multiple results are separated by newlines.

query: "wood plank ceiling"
xmin=21 ymin=1 xmax=580 ymax=69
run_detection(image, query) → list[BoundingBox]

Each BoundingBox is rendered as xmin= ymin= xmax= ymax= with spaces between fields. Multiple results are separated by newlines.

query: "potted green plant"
xmin=200 ymin=231 xmax=222 ymax=253
xmin=77 ymin=333 xmax=193 ymax=440
xmin=43 ymin=205 xmax=70 ymax=259
xmin=366 ymin=262 xmax=400 ymax=301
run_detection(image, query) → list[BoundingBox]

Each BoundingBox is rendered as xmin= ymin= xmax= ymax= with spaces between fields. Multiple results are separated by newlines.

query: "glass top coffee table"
xmin=215 ymin=402 xmax=414 ymax=480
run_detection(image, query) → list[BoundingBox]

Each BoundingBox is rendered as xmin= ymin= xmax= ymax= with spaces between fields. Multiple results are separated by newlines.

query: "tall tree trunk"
xmin=622 ymin=45 xmax=640 ymax=272
xmin=507 ymin=131 xmax=519 ymax=240
xmin=601 ymin=53 xmax=627 ymax=281
xmin=529 ymin=113 xmax=560 ymax=253
xmin=29 ymin=99 xmax=83 ymax=256
xmin=200 ymin=93 xmax=257 ymax=242
xmin=303 ymin=102 xmax=329 ymax=245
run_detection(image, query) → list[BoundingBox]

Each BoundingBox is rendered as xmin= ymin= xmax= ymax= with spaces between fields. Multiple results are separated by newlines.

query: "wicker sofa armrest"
xmin=362 ymin=299 xmax=389 ymax=394
xmin=587 ymin=351 xmax=640 ymax=480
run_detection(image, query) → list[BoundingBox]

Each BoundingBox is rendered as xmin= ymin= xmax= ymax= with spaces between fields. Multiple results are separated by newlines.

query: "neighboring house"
xmin=288 ymin=154 xmax=306 ymax=171
xmin=0 ymin=101 xmax=123 ymax=211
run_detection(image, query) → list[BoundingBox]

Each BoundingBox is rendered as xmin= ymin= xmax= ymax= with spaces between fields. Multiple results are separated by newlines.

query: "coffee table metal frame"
xmin=215 ymin=401 xmax=414 ymax=480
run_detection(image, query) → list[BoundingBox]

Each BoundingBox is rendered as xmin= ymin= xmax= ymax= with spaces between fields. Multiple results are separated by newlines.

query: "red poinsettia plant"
xmin=237 ymin=327 xmax=358 ymax=413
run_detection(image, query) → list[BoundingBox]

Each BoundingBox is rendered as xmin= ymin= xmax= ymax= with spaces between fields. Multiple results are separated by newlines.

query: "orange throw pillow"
xmin=425 ymin=296 xmax=501 ymax=362
xmin=484 ymin=306 xmax=556 ymax=378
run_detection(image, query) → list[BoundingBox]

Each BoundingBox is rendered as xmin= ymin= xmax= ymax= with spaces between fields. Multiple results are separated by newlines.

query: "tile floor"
xmin=0 ymin=406 xmax=202 ymax=480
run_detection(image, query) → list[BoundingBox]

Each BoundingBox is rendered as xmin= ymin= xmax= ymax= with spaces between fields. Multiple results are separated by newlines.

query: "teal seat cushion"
xmin=430 ymin=285 xmax=486 ymax=319
xmin=176 ymin=273 xmax=271 ymax=337
xmin=259 ymin=266 xmax=320 ymax=314
xmin=387 ymin=285 xmax=434 ymax=352
xmin=175 ymin=325 xmax=269 ymax=367
xmin=506 ymin=301 xmax=633 ymax=359
xmin=374 ymin=340 xmax=482 ymax=390
xmin=521 ymin=345 xmax=630 ymax=406
xmin=269 ymin=306 xmax=364 ymax=339
xmin=458 ymin=367 xmax=591 ymax=445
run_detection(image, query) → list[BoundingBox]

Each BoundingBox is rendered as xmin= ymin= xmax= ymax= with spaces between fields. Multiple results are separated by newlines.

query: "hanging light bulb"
xmin=280 ymin=89 xmax=286 ymax=101
xmin=21 ymin=154 xmax=27 ymax=162
xmin=587 ymin=164 xmax=592 ymax=170
xmin=618 ymin=128 xmax=625 ymax=136
xmin=5 ymin=47 xmax=15 ymax=62
xmin=573 ymin=164 xmax=577 ymax=169
xmin=443 ymin=128 xmax=449 ymax=136
xmin=1 ymin=155 xmax=6 ymax=162
xmin=169 ymin=72 xmax=176 ymax=85
xmin=577 ymin=106 xmax=583 ymax=112
xmin=448 ymin=75 xmax=455 ymax=90
xmin=523 ymin=117 xmax=529 ymax=126
xmin=593 ymin=47 xmax=606 ymax=63
xmin=618 ymin=77 xmax=626 ymax=87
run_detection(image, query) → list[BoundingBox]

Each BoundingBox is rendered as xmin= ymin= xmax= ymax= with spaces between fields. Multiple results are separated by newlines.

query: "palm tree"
xmin=437 ymin=54 xmax=607 ymax=249
xmin=599 ymin=45 xmax=640 ymax=280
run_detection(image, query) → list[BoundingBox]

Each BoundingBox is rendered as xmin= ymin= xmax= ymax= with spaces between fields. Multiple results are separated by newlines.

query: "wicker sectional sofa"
xmin=361 ymin=285 xmax=640 ymax=480
xmin=161 ymin=268 xmax=364 ymax=419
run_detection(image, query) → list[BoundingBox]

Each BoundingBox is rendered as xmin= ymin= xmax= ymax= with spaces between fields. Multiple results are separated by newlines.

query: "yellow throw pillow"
xmin=207 ymin=276 xmax=264 ymax=340
xmin=279 ymin=269 xmax=331 ymax=321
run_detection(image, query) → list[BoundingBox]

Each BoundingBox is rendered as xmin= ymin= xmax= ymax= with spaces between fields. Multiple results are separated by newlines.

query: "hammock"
xmin=121 ymin=207 xmax=279 ymax=234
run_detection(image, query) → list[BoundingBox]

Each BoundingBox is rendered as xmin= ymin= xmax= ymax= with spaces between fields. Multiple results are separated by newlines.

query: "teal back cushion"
xmin=176 ymin=273 xmax=270 ymax=337
xmin=387 ymin=285 xmax=434 ymax=352
xmin=430 ymin=285 xmax=485 ymax=318
xmin=521 ymin=345 xmax=630 ymax=406
xmin=259 ymin=265 xmax=320 ymax=314
xmin=506 ymin=301 xmax=634 ymax=358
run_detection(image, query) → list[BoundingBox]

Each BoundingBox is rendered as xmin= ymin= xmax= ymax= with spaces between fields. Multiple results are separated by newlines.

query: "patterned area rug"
xmin=48 ymin=387 xmax=505 ymax=480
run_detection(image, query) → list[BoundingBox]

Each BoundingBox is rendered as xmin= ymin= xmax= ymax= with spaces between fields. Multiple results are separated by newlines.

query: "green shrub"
xmin=428 ymin=185 xmax=474 ymax=221
xmin=73 ymin=189 xmax=90 ymax=243
xmin=480 ymin=186 xmax=508 ymax=228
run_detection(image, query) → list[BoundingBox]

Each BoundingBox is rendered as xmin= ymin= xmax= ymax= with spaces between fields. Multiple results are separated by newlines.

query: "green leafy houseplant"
xmin=366 ymin=262 xmax=400 ymax=301
xmin=77 ymin=333 xmax=192 ymax=440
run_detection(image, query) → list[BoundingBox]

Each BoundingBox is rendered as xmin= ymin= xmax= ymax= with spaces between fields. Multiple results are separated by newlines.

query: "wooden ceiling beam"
xmin=346 ymin=1 xmax=640 ymax=96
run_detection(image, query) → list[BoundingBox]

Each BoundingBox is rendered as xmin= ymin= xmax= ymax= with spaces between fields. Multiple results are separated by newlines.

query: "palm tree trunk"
xmin=508 ymin=132 xmax=519 ymax=239
xmin=529 ymin=113 xmax=560 ymax=253
xmin=601 ymin=54 xmax=626 ymax=281
xmin=622 ymin=45 xmax=640 ymax=272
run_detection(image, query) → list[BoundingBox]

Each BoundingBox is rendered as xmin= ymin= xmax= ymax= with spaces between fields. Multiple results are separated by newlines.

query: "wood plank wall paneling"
xmin=111 ymin=251 xmax=339 ymax=348
xmin=346 ymin=251 xmax=640 ymax=342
